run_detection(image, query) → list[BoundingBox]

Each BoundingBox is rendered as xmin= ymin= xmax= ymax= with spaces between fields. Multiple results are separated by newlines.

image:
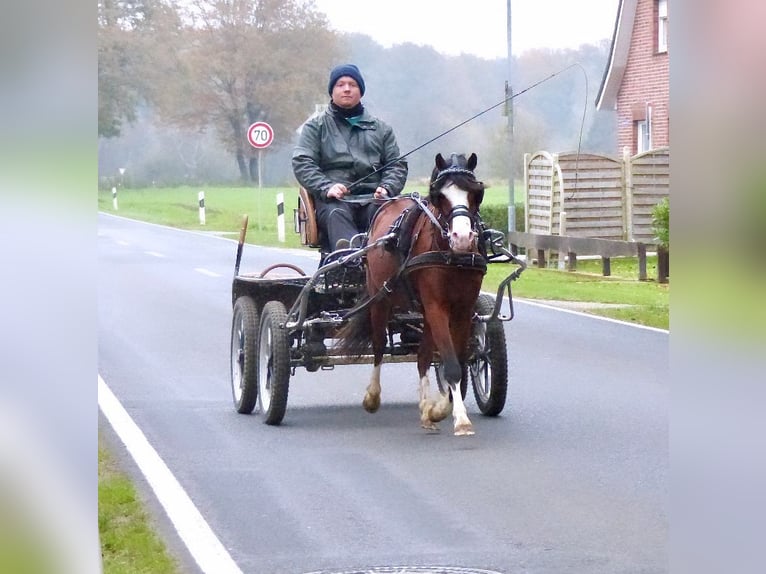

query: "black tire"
xmin=469 ymin=293 xmax=508 ymax=416
xmin=230 ymin=297 xmax=259 ymax=414
xmin=257 ymin=301 xmax=291 ymax=425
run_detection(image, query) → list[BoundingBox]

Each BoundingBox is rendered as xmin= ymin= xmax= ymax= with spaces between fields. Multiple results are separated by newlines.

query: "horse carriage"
xmin=230 ymin=153 xmax=526 ymax=435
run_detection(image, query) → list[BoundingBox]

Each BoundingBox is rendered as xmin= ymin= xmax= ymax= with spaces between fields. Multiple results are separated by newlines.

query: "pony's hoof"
xmin=428 ymin=404 xmax=450 ymax=424
xmin=454 ymin=423 xmax=475 ymax=436
xmin=363 ymin=394 xmax=380 ymax=413
xmin=421 ymin=421 xmax=440 ymax=432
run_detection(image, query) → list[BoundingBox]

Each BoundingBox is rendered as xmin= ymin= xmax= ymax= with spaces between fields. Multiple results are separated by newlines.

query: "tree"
xmin=158 ymin=0 xmax=339 ymax=182
xmin=98 ymin=0 xmax=180 ymax=138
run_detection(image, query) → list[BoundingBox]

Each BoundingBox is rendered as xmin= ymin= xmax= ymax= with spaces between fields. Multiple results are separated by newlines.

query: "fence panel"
xmin=629 ymin=147 xmax=670 ymax=242
xmin=523 ymin=148 xmax=669 ymax=244
xmin=557 ymin=152 xmax=624 ymax=239
xmin=524 ymin=151 xmax=557 ymax=235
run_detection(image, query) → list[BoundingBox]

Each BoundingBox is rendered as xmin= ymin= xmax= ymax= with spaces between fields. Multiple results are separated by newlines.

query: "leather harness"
xmin=343 ymin=192 xmax=487 ymax=319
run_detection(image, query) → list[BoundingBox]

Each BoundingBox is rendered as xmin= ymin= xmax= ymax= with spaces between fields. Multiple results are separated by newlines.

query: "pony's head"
xmin=429 ymin=153 xmax=485 ymax=252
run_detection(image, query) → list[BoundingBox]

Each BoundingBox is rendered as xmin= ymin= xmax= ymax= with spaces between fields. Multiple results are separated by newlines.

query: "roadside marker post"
xmin=276 ymin=193 xmax=285 ymax=242
xmin=198 ymin=191 xmax=206 ymax=225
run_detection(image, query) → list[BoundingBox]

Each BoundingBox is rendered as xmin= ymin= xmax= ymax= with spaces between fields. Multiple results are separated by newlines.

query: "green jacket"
xmin=292 ymin=106 xmax=408 ymax=201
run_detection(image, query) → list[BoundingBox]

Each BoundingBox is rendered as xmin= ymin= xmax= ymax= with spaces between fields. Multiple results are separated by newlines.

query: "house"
xmin=596 ymin=0 xmax=669 ymax=155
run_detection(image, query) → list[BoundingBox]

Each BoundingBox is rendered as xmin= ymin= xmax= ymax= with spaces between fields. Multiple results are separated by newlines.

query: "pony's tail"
xmin=334 ymin=303 xmax=373 ymax=358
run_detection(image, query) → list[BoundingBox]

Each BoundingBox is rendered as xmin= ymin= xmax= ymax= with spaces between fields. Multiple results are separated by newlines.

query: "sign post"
xmin=246 ymin=122 xmax=274 ymax=189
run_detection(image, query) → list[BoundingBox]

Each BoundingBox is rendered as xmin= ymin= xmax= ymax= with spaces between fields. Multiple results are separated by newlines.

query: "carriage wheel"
xmin=469 ymin=293 xmax=508 ymax=416
xmin=257 ymin=301 xmax=291 ymax=425
xmin=230 ymin=296 xmax=259 ymax=414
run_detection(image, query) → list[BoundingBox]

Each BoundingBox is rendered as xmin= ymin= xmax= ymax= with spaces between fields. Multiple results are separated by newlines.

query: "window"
xmin=636 ymin=120 xmax=651 ymax=153
xmin=658 ymin=0 xmax=668 ymax=53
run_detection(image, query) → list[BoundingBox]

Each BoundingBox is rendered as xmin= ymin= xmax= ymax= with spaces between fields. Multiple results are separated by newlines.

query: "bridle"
xmin=426 ymin=165 xmax=483 ymax=240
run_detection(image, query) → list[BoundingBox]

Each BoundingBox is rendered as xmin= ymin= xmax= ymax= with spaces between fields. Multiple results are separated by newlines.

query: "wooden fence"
xmin=524 ymin=147 xmax=669 ymax=243
xmin=518 ymin=147 xmax=669 ymax=281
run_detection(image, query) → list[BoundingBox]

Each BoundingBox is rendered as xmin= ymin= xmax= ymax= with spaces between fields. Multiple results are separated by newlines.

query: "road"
xmin=98 ymin=213 xmax=668 ymax=574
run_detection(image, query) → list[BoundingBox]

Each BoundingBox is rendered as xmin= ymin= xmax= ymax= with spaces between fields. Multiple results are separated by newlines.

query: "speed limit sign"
xmin=247 ymin=121 xmax=274 ymax=149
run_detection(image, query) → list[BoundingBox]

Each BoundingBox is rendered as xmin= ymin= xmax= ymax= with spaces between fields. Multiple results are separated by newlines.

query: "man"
xmin=292 ymin=63 xmax=408 ymax=251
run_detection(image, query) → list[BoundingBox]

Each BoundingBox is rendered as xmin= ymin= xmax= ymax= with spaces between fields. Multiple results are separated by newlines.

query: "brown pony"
xmin=337 ymin=152 xmax=487 ymax=435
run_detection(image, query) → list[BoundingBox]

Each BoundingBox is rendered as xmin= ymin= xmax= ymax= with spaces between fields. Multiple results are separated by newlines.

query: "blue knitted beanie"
xmin=328 ymin=64 xmax=365 ymax=96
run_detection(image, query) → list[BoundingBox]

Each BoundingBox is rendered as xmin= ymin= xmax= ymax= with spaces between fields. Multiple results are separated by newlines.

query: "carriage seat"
xmin=294 ymin=186 xmax=369 ymax=254
xmin=295 ymin=187 xmax=322 ymax=249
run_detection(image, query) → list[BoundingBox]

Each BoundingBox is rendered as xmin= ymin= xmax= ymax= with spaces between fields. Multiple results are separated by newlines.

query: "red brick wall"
xmin=616 ymin=0 xmax=669 ymax=154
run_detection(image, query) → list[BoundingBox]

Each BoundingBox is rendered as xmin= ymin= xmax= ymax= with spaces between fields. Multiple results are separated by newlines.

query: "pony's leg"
xmin=423 ymin=303 xmax=474 ymax=436
xmin=448 ymin=380 xmax=474 ymax=436
xmin=362 ymin=304 xmax=386 ymax=413
xmin=363 ymin=363 xmax=381 ymax=413
xmin=416 ymin=332 xmax=442 ymax=431
xmin=449 ymin=313 xmax=476 ymax=436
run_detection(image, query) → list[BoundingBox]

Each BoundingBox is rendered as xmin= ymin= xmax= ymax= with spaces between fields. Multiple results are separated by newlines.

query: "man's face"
xmin=331 ymin=76 xmax=362 ymax=109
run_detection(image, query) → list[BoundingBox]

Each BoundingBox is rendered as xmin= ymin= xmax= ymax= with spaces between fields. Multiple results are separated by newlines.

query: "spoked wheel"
xmin=231 ymin=297 xmax=259 ymax=414
xmin=257 ymin=301 xmax=291 ymax=425
xmin=469 ymin=293 xmax=508 ymax=416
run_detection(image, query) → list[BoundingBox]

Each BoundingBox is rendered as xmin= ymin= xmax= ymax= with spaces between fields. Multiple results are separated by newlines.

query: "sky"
xmin=313 ymin=0 xmax=619 ymax=60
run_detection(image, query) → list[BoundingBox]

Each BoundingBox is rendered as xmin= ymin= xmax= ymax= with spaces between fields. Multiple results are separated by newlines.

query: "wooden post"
xmin=558 ymin=211 xmax=567 ymax=270
xmin=537 ymin=249 xmax=546 ymax=268
xmin=637 ymin=243 xmax=648 ymax=281
xmin=623 ymin=146 xmax=634 ymax=241
xmin=657 ymin=246 xmax=669 ymax=283
xmin=567 ymin=252 xmax=577 ymax=272
xmin=602 ymin=257 xmax=611 ymax=276
xmin=523 ymin=153 xmax=530 ymax=233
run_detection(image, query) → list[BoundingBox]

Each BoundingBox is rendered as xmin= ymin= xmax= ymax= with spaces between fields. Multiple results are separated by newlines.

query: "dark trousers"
xmin=315 ymin=199 xmax=378 ymax=250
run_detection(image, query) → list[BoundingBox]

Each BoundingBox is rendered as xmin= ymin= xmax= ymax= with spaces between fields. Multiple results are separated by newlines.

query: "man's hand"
xmin=373 ymin=186 xmax=390 ymax=200
xmin=326 ymin=183 xmax=349 ymax=200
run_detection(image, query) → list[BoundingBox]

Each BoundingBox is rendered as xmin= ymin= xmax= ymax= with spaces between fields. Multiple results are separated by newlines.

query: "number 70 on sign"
xmin=247 ymin=122 xmax=274 ymax=149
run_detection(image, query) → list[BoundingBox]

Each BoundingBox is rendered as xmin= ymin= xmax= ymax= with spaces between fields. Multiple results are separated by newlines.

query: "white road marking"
xmin=144 ymin=251 xmax=165 ymax=258
xmin=98 ymin=375 xmax=243 ymax=574
xmin=195 ymin=268 xmax=221 ymax=278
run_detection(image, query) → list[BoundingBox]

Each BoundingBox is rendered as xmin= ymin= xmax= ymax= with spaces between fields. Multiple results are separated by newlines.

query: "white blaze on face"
xmin=441 ymin=183 xmax=475 ymax=252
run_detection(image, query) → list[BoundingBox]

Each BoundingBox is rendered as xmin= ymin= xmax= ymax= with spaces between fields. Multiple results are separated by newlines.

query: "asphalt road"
xmin=98 ymin=213 xmax=668 ymax=574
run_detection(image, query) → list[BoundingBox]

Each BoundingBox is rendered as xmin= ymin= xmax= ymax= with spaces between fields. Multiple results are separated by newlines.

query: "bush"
xmin=652 ymin=198 xmax=669 ymax=249
xmin=480 ymin=203 xmax=525 ymax=232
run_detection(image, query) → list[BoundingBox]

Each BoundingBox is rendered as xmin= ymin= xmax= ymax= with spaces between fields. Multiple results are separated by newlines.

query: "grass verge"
xmin=486 ymin=256 xmax=669 ymax=330
xmin=99 ymin=438 xmax=180 ymax=574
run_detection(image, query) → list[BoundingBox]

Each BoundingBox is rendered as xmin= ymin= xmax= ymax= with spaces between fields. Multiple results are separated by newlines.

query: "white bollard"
xmin=276 ymin=193 xmax=285 ymax=242
xmin=112 ymin=186 xmax=118 ymax=210
xmin=198 ymin=191 xmax=206 ymax=225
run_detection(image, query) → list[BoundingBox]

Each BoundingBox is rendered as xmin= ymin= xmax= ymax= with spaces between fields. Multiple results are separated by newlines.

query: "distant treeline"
xmin=99 ymin=1 xmax=615 ymax=188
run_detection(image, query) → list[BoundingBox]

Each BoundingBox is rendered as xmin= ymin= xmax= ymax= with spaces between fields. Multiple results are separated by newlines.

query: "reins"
xmin=409 ymin=192 xmax=447 ymax=239
xmin=344 ymin=63 xmax=583 ymax=193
